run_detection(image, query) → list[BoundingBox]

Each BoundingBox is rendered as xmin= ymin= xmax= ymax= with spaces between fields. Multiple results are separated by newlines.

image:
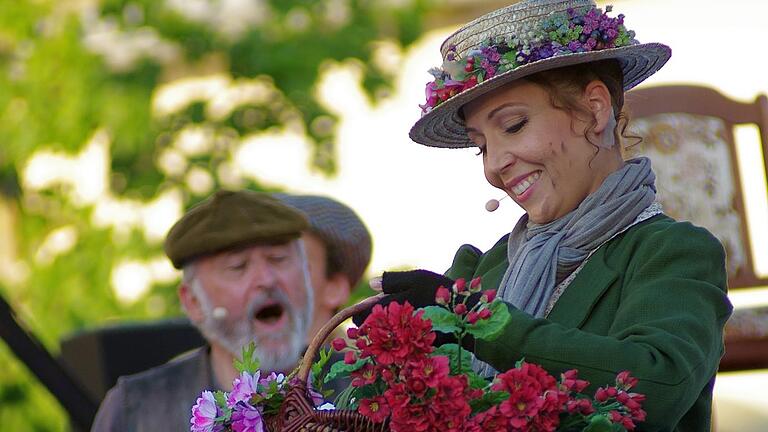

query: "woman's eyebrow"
xmin=487 ymin=102 xmax=528 ymax=121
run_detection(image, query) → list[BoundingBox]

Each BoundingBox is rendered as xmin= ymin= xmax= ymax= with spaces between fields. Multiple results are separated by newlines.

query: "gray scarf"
xmin=497 ymin=157 xmax=657 ymax=318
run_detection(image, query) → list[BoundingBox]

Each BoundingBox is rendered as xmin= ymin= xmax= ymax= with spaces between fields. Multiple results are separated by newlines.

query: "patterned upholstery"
xmin=626 ymin=113 xmax=746 ymax=277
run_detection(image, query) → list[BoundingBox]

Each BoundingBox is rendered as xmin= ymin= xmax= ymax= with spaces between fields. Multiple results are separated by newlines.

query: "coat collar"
xmin=545 ymin=246 xmax=618 ymax=328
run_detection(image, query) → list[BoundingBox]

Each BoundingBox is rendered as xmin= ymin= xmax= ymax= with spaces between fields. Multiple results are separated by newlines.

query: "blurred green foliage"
xmin=0 ymin=0 xmax=428 ymax=429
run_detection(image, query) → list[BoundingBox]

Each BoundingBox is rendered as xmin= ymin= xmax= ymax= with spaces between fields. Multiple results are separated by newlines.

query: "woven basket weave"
xmin=267 ymin=294 xmax=390 ymax=432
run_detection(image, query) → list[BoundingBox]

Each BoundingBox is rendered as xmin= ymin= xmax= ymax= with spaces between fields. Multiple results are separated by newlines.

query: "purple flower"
xmin=480 ymin=59 xmax=496 ymax=77
xmin=227 ymin=371 xmax=261 ymax=407
xmin=231 ymin=402 xmax=265 ymax=432
xmin=258 ymin=372 xmax=286 ymax=390
xmin=480 ymin=46 xmax=501 ymax=63
xmin=567 ymin=40 xmax=583 ymax=52
xmin=191 ymin=391 xmax=223 ymax=432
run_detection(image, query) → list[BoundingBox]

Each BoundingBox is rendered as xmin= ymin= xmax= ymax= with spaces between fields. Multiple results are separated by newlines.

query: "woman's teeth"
xmin=512 ymin=171 xmax=541 ymax=196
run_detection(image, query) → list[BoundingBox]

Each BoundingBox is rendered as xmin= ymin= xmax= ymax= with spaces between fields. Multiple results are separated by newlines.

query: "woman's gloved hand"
xmin=352 ymin=269 xmax=454 ymax=326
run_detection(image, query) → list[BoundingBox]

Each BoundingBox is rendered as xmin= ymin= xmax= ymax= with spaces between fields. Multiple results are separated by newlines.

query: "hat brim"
xmin=409 ymin=42 xmax=671 ymax=148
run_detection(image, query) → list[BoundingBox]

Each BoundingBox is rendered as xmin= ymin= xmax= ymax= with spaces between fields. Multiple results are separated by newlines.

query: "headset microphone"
xmin=212 ymin=307 xmax=228 ymax=320
xmin=485 ymin=194 xmax=509 ymax=212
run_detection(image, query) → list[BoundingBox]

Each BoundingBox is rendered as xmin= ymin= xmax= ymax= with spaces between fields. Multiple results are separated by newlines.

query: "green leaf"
xmin=469 ymin=390 xmax=509 ymax=413
xmin=433 ymin=344 xmax=473 ymax=375
xmin=324 ymin=358 xmax=367 ymax=384
xmin=584 ymin=414 xmax=614 ymax=432
xmin=466 ymin=301 xmax=512 ymax=341
xmin=421 ymin=306 xmax=462 ymax=334
xmin=311 ymin=347 xmax=333 ymax=389
xmin=234 ymin=342 xmax=261 ymax=374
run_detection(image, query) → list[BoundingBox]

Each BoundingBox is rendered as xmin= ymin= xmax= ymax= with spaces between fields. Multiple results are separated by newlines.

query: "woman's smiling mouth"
xmin=508 ymin=170 xmax=541 ymax=198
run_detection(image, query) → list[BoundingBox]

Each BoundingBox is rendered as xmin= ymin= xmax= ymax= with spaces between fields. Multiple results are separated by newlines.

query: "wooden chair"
xmin=624 ymin=85 xmax=768 ymax=371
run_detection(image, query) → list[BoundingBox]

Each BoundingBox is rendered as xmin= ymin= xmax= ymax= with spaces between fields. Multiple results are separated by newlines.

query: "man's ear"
xmin=321 ymin=273 xmax=351 ymax=311
xmin=179 ymin=282 xmax=205 ymax=323
xmin=584 ymin=79 xmax=614 ymax=137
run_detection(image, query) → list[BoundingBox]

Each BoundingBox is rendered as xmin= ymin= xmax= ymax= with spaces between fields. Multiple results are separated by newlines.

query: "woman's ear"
xmin=584 ymin=80 xmax=615 ymax=143
xmin=178 ymin=281 xmax=205 ymax=323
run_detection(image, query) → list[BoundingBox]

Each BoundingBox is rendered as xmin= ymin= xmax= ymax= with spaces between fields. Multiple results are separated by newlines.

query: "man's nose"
xmin=247 ymin=258 xmax=278 ymax=291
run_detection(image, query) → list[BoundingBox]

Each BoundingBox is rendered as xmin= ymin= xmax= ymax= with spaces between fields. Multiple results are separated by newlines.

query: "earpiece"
xmin=485 ymin=195 xmax=509 ymax=212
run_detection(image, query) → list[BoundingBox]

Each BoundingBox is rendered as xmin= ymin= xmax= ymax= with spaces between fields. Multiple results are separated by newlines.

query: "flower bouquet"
xmin=191 ymin=278 xmax=646 ymax=432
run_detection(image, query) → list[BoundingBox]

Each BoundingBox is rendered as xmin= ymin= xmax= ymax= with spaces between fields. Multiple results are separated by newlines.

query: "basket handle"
xmin=298 ymin=293 xmax=386 ymax=384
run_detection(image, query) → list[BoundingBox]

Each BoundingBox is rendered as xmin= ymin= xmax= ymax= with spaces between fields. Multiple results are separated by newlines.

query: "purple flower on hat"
xmin=191 ymin=391 xmax=224 ymax=432
xmin=231 ymin=401 xmax=265 ymax=432
xmin=418 ymin=4 xmax=642 ymax=112
xmin=227 ymin=371 xmax=261 ymax=407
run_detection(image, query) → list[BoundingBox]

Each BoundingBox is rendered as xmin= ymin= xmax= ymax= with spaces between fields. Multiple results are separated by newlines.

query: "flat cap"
xmin=273 ymin=193 xmax=372 ymax=286
xmin=165 ymin=190 xmax=309 ymax=269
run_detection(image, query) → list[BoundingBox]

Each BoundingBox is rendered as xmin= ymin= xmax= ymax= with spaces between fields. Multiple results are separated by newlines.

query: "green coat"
xmin=445 ymin=214 xmax=732 ymax=431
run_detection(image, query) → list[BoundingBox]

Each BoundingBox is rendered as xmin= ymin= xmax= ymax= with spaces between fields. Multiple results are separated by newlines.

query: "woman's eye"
xmin=504 ymin=118 xmax=528 ymax=134
xmin=229 ymin=262 xmax=246 ymax=271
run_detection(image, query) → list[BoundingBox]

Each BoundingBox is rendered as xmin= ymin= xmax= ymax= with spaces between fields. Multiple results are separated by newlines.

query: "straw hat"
xmin=409 ymin=0 xmax=671 ymax=148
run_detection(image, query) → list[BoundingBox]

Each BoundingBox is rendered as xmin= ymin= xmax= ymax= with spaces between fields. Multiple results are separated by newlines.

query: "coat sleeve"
xmin=90 ymin=380 xmax=126 ymax=432
xmin=472 ymin=222 xmax=733 ymax=429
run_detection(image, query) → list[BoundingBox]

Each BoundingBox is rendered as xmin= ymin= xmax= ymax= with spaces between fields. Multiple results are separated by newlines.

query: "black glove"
xmin=352 ymin=269 xmax=476 ymax=350
xmin=352 ymin=269 xmax=453 ymax=325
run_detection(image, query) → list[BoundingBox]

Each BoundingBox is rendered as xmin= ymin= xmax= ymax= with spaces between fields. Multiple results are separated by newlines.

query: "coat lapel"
xmin=546 ymin=247 xmax=618 ymax=328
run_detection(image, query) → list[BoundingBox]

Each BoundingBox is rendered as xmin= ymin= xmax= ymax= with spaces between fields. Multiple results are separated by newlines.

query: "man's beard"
xmin=191 ymin=279 xmax=309 ymax=372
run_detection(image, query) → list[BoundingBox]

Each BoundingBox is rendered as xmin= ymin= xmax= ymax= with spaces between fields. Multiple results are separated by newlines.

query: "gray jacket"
xmin=91 ymin=347 xmax=214 ymax=432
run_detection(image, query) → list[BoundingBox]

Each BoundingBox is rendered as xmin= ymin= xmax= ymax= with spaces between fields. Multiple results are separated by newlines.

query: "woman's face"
xmin=463 ymin=79 xmax=621 ymax=224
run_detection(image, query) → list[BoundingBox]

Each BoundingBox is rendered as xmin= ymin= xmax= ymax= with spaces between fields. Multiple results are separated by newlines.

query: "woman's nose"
xmin=486 ymin=139 xmax=516 ymax=175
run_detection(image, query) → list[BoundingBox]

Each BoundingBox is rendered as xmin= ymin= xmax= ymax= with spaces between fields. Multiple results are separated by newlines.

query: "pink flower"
xmin=435 ymin=286 xmax=451 ymax=305
xmin=466 ymin=311 xmax=480 ymax=324
xmin=453 ymin=278 xmax=467 ymax=294
xmin=469 ymin=277 xmax=482 ymax=291
xmin=191 ymin=391 xmax=223 ymax=432
xmin=480 ymin=289 xmax=496 ymax=303
xmin=227 ymin=371 xmax=260 ymax=407
xmin=347 ymin=327 xmax=359 ymax=339
xmin=454 ymin=303 xmax=467 ymax=315
xmin=616 ymin=370 xmax=639 ymax=389
xmin=332 ymin=337 xmax=347 ymax=351
xmin=231 ymin=402 xmax=265 ymax=432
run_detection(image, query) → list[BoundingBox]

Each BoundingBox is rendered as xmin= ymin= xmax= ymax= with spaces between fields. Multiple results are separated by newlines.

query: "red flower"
xmin=359 ymin=302 xmax=435 ymax=366
xmin=407 ymin=356 xmax=450 ymax=388
xmin=351 ymin=363 xmax=378 ymax=387
xmin=343 ymin=351 xmax=356 ymax=365
xmin=331 ymin=337 xmax=346 ymax=351
xmin=492 ymin=362 xmax=562 ymax=431
xmin=480 ymin=289 xmax=497 ymax=303
xmin=435 ymin=286 xmax=451 ymax=305
xmin=478 ymin=308 xmax=492 ymax=320
xmin=454 ymin=303 xmax=467 ymax=315
xmin=616 ymin=370 xmax=639 ymax=389
xmin=469 ymin=277 xmax=482 ymax=291
xmin=359 ymin=396 xmax=390 ymax=423
xmin=560 ymin=369 xmax=590 ymax=393
xmin=466 ymin=311 xmax=480 ymax=324
xmin=346 ymin=327 xmax=359 ymax=339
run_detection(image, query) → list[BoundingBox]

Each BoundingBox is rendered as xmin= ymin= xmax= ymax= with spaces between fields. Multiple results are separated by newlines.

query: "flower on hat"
xmin=420 ymin=5 xmax=637 ymax=113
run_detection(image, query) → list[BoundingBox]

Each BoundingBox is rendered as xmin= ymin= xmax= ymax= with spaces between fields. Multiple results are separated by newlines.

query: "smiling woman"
xmin=359 ymin=0 xmax=734 ymax=429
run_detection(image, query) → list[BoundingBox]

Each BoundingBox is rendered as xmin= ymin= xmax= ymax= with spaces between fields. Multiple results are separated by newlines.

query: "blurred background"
xmin=1 ymin=0 xmax=767 ymax=430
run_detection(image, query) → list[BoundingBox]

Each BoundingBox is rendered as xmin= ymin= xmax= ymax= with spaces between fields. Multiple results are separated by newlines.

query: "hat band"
xmin=420 ymin=5 xmax=637 ymax=114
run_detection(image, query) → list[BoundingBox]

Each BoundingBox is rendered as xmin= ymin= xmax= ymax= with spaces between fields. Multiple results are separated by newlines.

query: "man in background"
xmin=92 ymin=190 xmax=314 ymax=431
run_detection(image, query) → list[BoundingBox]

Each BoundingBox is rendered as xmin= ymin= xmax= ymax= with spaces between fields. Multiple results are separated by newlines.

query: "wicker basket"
xmin=266 ymin=294 xmax=390 ymax=432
